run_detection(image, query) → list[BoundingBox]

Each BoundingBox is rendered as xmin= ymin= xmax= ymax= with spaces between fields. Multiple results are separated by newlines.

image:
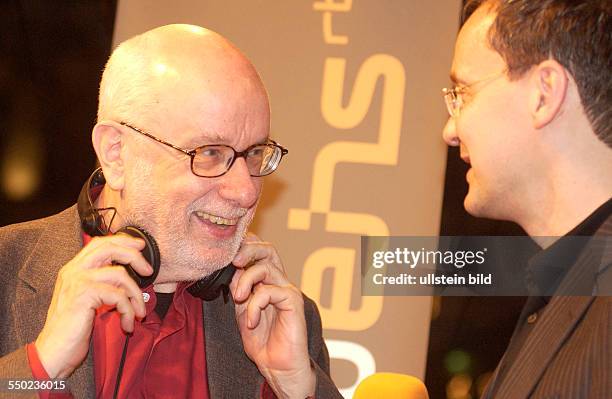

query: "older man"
xmin=443 ymin=1 xmax=611 ymax=398
xmin=0 ymin=25 xmax=341 ymax=399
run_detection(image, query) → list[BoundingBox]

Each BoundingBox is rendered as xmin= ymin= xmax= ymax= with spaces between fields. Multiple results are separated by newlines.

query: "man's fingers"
xmin=90 ymin=266 xmax=146 ymax=317
xmin=246 ymin=285 xmax=282 ymax=329
xmin=86 ymin=234 xmax=146 ymax=251
xmin=243 ymin=232 xmax=261 ymax=243
xmin=245 ymin=285 xmax=302 ymax=329
xmin=233 ymin=240 xmax=278 ymax=268
xmin=34 ymin=234 xmax=152 ymax=379
xmin=79 ymin=242 xmax=153 ymax=276
xmin=94 ymin=283 xmax=137 ymax=333
xmin=229 ymin=268 xmax=245 ymax=298
xmin=234 ymin=263 xmax=288 ymax=301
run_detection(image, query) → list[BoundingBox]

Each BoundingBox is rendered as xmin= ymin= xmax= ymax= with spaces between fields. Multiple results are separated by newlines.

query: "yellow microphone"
xmin=353 ymin=372 xmax=429 ymax=399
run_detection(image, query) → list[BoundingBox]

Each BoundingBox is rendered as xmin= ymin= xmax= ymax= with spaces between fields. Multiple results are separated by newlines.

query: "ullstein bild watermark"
xmin=360 ymin=236 xmax=612 ymax=297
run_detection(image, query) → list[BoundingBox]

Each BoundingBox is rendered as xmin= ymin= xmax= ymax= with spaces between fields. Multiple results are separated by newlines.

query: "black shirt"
xmin=155 ymin=292 xmax=174 ymax=319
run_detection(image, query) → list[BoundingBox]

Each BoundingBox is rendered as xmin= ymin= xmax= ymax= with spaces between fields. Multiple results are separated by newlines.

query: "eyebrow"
xmin=187 ymin=136 xmax=271 ymax=149
xmin=184 ymin=132 xmax=224 ymax=148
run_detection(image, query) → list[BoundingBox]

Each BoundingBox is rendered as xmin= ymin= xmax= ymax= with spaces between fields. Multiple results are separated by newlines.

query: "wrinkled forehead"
xmin=140 ymin=51 xmax=270 ymax=149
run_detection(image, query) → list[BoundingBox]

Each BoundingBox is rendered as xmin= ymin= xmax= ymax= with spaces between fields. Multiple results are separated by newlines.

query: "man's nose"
xmin=218 ymin=157 xmax=260 ymax=208
xmin=442 ymin=117 xmax=460 ymax=147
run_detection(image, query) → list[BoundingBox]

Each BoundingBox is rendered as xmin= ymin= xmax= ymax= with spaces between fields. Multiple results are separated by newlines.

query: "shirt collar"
xmin=526 ymin=197 xmax=612 ymax=296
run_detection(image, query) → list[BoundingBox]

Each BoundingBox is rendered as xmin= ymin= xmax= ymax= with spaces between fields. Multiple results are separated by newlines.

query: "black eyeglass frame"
xmin=120 ymin=121 xmax=288 ymax=178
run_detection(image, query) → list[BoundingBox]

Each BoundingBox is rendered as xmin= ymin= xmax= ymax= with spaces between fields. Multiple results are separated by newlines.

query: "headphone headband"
xmin=77 ymin=167 xmax=108 ymax=236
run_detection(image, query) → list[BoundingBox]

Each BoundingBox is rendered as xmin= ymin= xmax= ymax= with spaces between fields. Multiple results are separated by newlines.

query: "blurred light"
xmin=2 ymin=163 xmax=39 ymax=200
xmin=446 ymin=373 xmax=472 ymax=399
xmin=444 ymin=349 xmax=471 ymax=374
xmin=476 ymin=371 xmax=493 ymax=397
xmin=1 ymin=128 xmax=44 ymax=201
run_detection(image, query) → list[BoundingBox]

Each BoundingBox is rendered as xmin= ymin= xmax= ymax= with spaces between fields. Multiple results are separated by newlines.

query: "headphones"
xmin=78 ymin=167 xmax=111 ymax=237
xmin=77 ymin=168 xmax=235 ymax=301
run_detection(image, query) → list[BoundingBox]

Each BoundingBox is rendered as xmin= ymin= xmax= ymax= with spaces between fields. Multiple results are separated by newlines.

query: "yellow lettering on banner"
xmin=288 ymin=53 xmax=405 ymax=330
xmin=313 ymin=0 xmax=351 ymax=45
xmin=325 ymin=339 xmax=376 ymax=398
xmin=288 ymin=54 xmax=405 ymax=226
xmin=313 ymin=0 xmax=353 ymax=12
xmin=302 ymin=215 xmax=388 ymax=330
xmin=322 ymin=55 xmax=404 ymax=130
xmin=322 ymin=12 xmax=348 ymax=45
xmin=303 ymin=247 xmax=382 ymax=331
xmin=288 ymin=50 xmax=406 ymax=331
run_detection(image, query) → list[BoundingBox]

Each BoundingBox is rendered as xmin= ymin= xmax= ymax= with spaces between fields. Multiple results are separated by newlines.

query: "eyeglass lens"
xmin=444 ymin=89 xmax=461 ymax=117
xmin=192 ymin=144 xmax=282 ymax=177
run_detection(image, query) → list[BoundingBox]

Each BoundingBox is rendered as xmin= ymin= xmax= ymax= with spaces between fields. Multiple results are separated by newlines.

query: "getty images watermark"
xmin=361 ymin=236 xmax=611 ymax=296
xmin=371 ymin=246 xmax=489 ymax=285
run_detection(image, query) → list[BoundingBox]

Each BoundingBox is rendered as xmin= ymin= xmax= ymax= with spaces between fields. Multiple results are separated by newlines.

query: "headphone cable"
xmin=113 ymin=334 xmax=130 ymax=399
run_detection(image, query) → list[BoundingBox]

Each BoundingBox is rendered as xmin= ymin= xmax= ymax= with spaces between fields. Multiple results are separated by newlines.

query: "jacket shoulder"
xmin=0 ymin=206 xmax=80 ymax=279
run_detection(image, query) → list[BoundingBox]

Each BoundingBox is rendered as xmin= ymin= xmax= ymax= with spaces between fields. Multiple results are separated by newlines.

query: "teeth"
xmin=195 ymin=211 xmax=238 ymax=226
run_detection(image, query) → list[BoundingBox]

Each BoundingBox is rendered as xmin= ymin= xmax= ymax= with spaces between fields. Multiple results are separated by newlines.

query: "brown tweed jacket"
xmin=0 ymin=206 xmax=342 ymax=399
xmin=482 ymin=216 xmax=612 ymax=399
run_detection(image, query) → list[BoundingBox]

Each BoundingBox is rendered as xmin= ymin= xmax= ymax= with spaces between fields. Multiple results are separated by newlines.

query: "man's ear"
xmin=529 ymin=59 xmax=569 ymax=129
xmin=92 ymin=121 xmax=125 ymax=190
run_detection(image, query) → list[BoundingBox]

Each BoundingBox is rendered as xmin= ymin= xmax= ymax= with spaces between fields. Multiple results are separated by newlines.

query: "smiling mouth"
xmin=460 ymin=154 xmax=471 ymax=165
xmin=195 ymin=211 xmax=239 ymax=226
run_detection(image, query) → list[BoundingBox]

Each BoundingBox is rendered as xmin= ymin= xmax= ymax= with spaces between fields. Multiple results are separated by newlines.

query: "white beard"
xmin=120 ymin=159 xmax=257 ymax=283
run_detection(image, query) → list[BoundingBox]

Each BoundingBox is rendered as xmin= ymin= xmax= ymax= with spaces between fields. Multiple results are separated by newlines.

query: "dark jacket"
xmin=482 ymin=216 xmax=611 ymax=399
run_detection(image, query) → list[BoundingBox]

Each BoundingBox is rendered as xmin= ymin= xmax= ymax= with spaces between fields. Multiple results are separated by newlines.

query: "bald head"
xmin=97 ymin=24 xmax=269 ymax=128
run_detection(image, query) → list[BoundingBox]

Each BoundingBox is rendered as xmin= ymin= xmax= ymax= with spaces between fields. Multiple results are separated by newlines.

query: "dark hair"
xmin=463 ymin=0 xmax=612 ymax=146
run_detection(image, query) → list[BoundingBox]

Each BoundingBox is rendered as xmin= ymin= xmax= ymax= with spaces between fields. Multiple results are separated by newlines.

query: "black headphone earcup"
xmin=78 ymin=169 xmax=160 ymax=289
xmin=116 ymin=226 xmax=161 ymax=288
xmin=187 ymin=264 xmax=236 ymax=301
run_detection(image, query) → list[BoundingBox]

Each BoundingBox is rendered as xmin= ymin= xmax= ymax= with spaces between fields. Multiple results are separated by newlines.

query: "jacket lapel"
xmin=14 ymin=206 xmax=95 ymax=397
xmin=495 ymin=296 xmax=593 ymax=399
xmin=495 ymin=216 xmax=611 ymax=399
xmin=203 ymin=295 xmax=264 ymax=398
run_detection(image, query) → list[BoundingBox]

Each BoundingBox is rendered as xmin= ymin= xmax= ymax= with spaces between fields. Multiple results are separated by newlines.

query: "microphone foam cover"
xmin=353 ymin=372 xmax=429 ymax=399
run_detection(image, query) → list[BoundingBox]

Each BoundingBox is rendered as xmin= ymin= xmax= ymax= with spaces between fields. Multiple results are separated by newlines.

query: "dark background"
xmin=0 ymin=1 xmax=115 ymax=224
xmin=0 ymin=2 xmax=534 ymax=398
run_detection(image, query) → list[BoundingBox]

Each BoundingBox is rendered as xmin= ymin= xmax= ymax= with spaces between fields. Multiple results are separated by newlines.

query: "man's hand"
xmin=231 ymin=233 xmax=316 ymax=399
xmin=35 ymin=235 xmax=152 ymax=378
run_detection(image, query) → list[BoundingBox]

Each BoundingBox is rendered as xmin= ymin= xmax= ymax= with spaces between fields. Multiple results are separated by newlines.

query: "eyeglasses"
xmin=120 ymin=122 xmax=288 ymax=178
xmin=442 ymin=70 xmax=507 ymax=117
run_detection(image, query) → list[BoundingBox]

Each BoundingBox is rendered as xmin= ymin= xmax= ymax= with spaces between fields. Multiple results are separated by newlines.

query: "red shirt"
xmin=93 ymin=283 xmax=208 ymax=398
xmin=27 ymin=283 xmax=209 ymax=399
